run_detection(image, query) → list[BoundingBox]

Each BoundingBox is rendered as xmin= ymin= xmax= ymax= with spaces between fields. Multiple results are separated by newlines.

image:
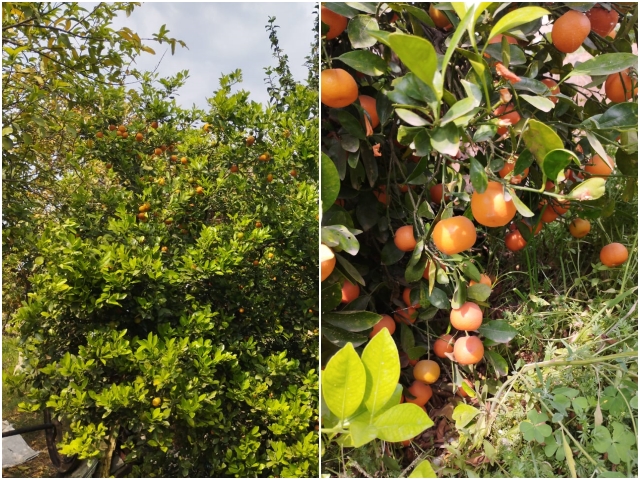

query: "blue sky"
xmin=112 ymin=2 xmax=317 ymax=109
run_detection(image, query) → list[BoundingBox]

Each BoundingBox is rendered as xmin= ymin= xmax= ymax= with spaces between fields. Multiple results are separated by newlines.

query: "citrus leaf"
xmin=488 ymin=7 xmax=549 ymax=43
xmin=567 ymin=177 xmax=606 ymax=201
xmin=542 ymin=149 xmax=580 ymax=182
xmin=386 ymin=32 xmax=438 ymax=91
xmin=522 ymin=119 xmax=564 ymax=166
xmin=409 ymin=460 xmax=437 ymax=478
xmin=452 ymin=403 xmax=480 ymax=428
xmin=566 ymin=53 xmax=639 ymax=78
xmin=322 ymin=324 xmax=369 ymax=348
xmin=321 ymin=153 xmax=340 ymax=212
xmin=323 ymin=311 xmax=383 ymax=332
xmin=373 ymin=403 xmax=434 ymax=441
xmin=519 ymin=94 xmax=554 ymax=112
xmin=507 ymin=188 xmax=534 ymax=217
xmin=322 ymin=342 xmax=366 ymax=421
xmin=348 ymin=15 xmax=379 ymax=49
xmin=361 ymin=328 xmax=401 ymax=417
xmin=478 ymin=320 xmax=518 ymax=343
xmin=469 ymin=157 xmax=488 ymax=193
xmin=337 ymin=50 xmax=388 ymax=76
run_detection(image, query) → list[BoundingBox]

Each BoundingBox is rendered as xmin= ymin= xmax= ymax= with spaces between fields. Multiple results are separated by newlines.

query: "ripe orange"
xmin=105 ymin=163 xmax=112 ymax=169
xmin=341 ymin=280 xmax=360 ymax=304
xmin=429 ymin=4 xmax=452 ymax=29
xmin=152 ymin=397 xmax=161 ymax=407
xmin=494 ymin=103 xmax=521 ymax=135
xmin=471 ymin=181 xmax=517 ymax=227
xmin=320 ymin=244 xmax=336 ymax=281
xmin=499 ymin=158 xmax=529 ymax=184
xmin=121 ymin=131 xmax=129 ymax=139
xmin=239 ymin=308 xmax=245 ymax=314
xmin=150 ymin=121 xmax=159 ymax=129
xmin=321 ymin=6 xmax=348 ymax=40
xmin=524 ymin=219 xmax=544 ymax=236
xmin=137 ymin=212 xmax=147 ymax=220
xmin=161 ymin=246 xmax=168 ymax=253
xmin=259 ymin=153 xmax=271 ymax=162
xmin=230 ymin=164 xmax=239 ymax=173
xmin=359 ymin=95 xmax=379 ymax=129
xmin=413 ymin=359 xmax=440 ymax=384
xmin=605 ymin=70 xmax=637 ymax=103
xmin=118 ymin=125 xmax=126 ymax=133
xmin=116 ymin=130 xmax=123 ymax=137
xmin=453 ymin=336 xmax=484 ymax=365
xmin=450 ymin=302 xmax=483 ymax=331
xmin=135 ymin=132 xmax=143 ymax=142
xmin=246 ymin=135 xmax=255 ymax=146
xmin=586 ymin=6 xmax=618 ymax=37
xmin=539 ymin=200 xmax=559 ymax=223
xmin=154 ymin=148 xmax=162 ymax=156
xmin=255 ymin=221 xmax=263 ymax=228
xmin=394 ymin=307 xmax=417 ymax=325
xmin=545 ymin=180 xmax=556 ymax=191
xmin=290 ymin=170 xmax=297 ymax=177
xmin=108 ymin=125 xmax=117 ymax=131
xmin=181 ymin=157 xmax=188 ymax=165
xmin=488 ymin=33 xmax=518 ymax=45
xmin=505 ymin=230 xmax=527 ymax=251
xmin=469 ymin=274 xmax=492 ymax=288
xmin=585 ymin=154 xmax=614 ymax=177
xmin=170 ymin=155 xmax=178 ymax=162
xmin=394 ymin=225 xmax=417 ymax=252
xmin=321 ymin=69 xmax=359 ymax=108
xmin=406 ymin=380 xmax=433 ymax=406
xmin=569 ymin=218 xmax=591 ymax=238
xmin=402 ymin=287 xmax=420 ymax=308
xmin=430 ymin=183 xmax=449 ymax=203
xmin=552 ymin=10 xmax=591 ymax=53
xmin=432 ymin=216 xmax=477 ymax=255
xmin=196 ymin=186 xmax=204 ymax=195
xmin=370 ymin=315 xmax=396 ymax=338
xmin=267 ymin=173 xmax=273 ymax=182
xmin=541 ymin=78 xmax=560 ymax=104
xmin=374 ymin=185 xmax=389 ymax=205
xmin=600 ymin=243 xmax=628 ymax=267
xmin=433 ymin=334 xmax=454 ymax=358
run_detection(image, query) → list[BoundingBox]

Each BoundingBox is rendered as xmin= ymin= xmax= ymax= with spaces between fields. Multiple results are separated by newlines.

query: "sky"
xmin=110 ymin=2 xmax=317 ymax=109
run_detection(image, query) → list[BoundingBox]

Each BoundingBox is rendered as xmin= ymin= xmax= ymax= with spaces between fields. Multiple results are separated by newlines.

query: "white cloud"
xmin=110 ymin=2 xmax=316 ymax=109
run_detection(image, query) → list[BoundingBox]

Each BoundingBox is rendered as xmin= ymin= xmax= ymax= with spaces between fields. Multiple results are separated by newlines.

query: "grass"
xmin=3 ymin=335 xmax=58 ymax=478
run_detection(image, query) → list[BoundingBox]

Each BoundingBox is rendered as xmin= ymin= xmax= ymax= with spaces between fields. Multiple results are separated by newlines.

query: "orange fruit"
xmin=181 ymin=157 xmax=188 ymax=165
xmin=552 ymin=10 xmax=591 ymax=53
xmin=494 ymin=103 xmax=521 ymax=135
xmin=450 ymin=302 xmax=483 ymax=331
xmin=196 ymin=186 xmax=204 ymax=195
xmin=290 ymin=170 xmax=297 ymax=177
xmin=471 ymin=181 xmax=517 ymax=227
xmin=433 ymin=334 xmax=454 ymax=358
xmin=152 ymin=397 xmax=161 ymax=407
xmin=374 ymin=185 xmax=389 ymax=205
xmin=453 ymin=336 xmax=484 ymax=366
xmin=239 ymin=308 xmax=245 ymax=314
xmin=605 ymin=70 xmax=637 ymax=103
xmin=545 ymin=180 xmax=556 ymax=191
xmin=320 ymin=244 xmax=336 ymax=281
xmin=359 ymin=95 xmax=379 ymax=129
xmin=569 ymin=218 xmax=591 ymax=238
xmin=341 ymin=280 xmax=360 ymax=304
xmin=170 ymin=155 xmax=178 ymax=162
xmin=267 ymin=173 xmax=273 ymax=182
xmin=370 ymin=315 xmax=396 ymax=338
xmin=108 ymin=125 xmax=117 ymax=131
xmin=586 ymin=6 xmax=619 ymax=37
xmin=255 ymin=221 xmax=263 ymax=228
xmin=469 ymin=274 xmax=492 ymax=288
xmin=429 ymin=4 xmax=452 ymax=29
xmin=118 ymin=125 xmax=126 ymax=133
xmin=394 ymin=225 xmax=417 ymax=252
xmin=135 ymin=132 xmax=143 ymax=142
xmin=432 ymin=216 xmax=477 ymax=255
xmin=430 ymin=183 xmax=449 ymax=203
xmin=321 ymin=5 xmax=348 ymax=40
xmin=524 ymin=218 xmax=544 ymax=236
xmin=161 ymin=246 xmax=168 ymax=253
xmin=321 ymin=69 xmax=359 ymax=108
xmin=105 ymin=163 xmax=112 ymax=169
xmin=96 ymin=131 xmax=104 ymax=139
xmin=541 ymin=78 xmax=560 ymax=104
xmin=600 ymin=243 xmax=629 ymax=267
xmin=137 ymin=212 xmax=147 ymax=220
xmin=259 ymin=153 xmax=271 ymax=162
xmin=499 ymin=158 xmax=529 ymax=184
xmin=402 ymin=287 xmax=420 ymax=308
xmin=488 ymin=33 xmax=518 ymax=45
xmin=585 ymin=154 xmax=614 ymax=177
xmin=116 ymin=130 xmax=123 ymax=137
xmin=394 ymin=307 xmax=417 ymax=325
xmin=150 ymin=121 xmax=159 ymax=129
xmin=505 ymin=230 xmax=527 ymax=251
xmin=406 ymin=381 xmax=433 ymax=406
xmin=413 ymin=359 xmax=440 ymax=384
xmin=154 ymin=148 xmax=162 ymax=156
xmin=246 ymin=135 xmax=255 ymax=146
xmin=230 ymin=164 xmax=239 ymax=173
xmin=121 ymin=131 xmax=129 ymax=139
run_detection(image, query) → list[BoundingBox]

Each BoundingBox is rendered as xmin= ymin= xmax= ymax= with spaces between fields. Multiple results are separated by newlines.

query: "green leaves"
xmin=487 ymin=7 xmax=549 ymax=43
xmin=323 ymin=311 xmax=382 ymax=332
xmin=336 ymin=51 xmax=387 ymax=76
xmin=469 ymin=157 xmax=488 ymax=193
xmin=321 ymin=153 xmax=340 ymax=212
xmin=542 ymin=149 xmax=580 ymax=182
xmin=409 ymin=460 xmax=437 ymax=478
xmin=322 ymin=343 xmax=366 ymax=421
xmin=385 ymin=33 xmax=438 ymax=92
xmin=321 ymin=331 xmax=433 ymax=446
xmin=321 ymin=225 xmax=361 ymax=255
xmin=519 ymin=411 xmax=552 ymax=443
xmin=565 ymin=53 xmax=638 ymax=78
xmin=452 ymin=403 xmax=480 ymax=429
xmin=592 ymin=423 xmax=637 ymax=464
xmin=567 ymin=177 xmax=607 ymax=201
xmin=478 ymin=320 xmax=518 ymax=343
xmin=522 ymin=120 xmax=564 ymax=166
xmin=348 ymin=15 xmax=379 ymax=49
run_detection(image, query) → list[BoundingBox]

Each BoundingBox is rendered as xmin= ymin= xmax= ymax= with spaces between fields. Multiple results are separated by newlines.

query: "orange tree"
xmin=7 ymin=15 xmax=319 ymax=478
xmin=320 ymin=2 xmax=637 ymax=477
